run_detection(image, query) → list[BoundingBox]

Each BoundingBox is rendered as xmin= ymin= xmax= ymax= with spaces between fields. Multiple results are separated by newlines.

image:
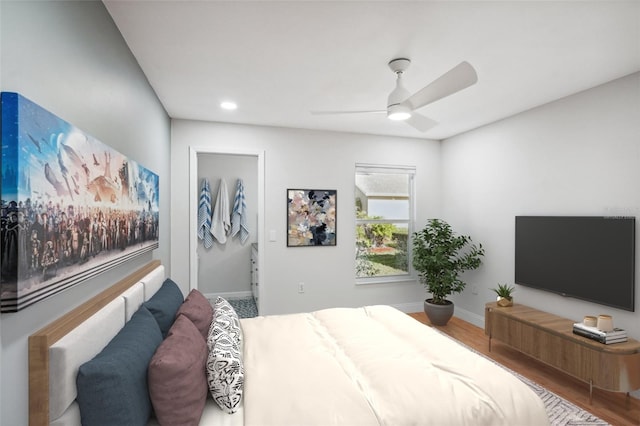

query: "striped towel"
xmin=197 ymin=178 xmax=213 ymax=249
xmin=230 ymin=178 xmax=249 ymax=244
xmin=211 ymin=178 xmax=230 ymax=244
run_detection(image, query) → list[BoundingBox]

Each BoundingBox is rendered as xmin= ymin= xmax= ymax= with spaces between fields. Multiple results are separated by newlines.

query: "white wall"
xmin=172 ymin=120 xmax=441 ymax=315
xmin=0 ymin=2 xmax=170 ymax=424
xmin=4 ymin=4 xmax=634 ymax=423
xmin=441 ymin=72 xmax=640 ymax=334
xmin=197 ymin=153 xmax=258 ymax=295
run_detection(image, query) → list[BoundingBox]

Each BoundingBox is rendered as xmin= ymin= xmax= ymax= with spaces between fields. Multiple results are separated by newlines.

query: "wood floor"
xmin=408 ymin=312 xmax=640 ymax=426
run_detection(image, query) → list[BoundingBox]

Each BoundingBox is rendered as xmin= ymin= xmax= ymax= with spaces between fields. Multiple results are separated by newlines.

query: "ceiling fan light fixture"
xmin=387 ymin=103 xmax=411 ymax=121
xmin=310 ymin=58 xmax=477 ymax=132
xmin=387 ymin=71 xmax=412 ymax=121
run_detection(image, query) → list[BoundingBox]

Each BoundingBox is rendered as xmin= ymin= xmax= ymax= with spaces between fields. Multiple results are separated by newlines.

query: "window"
xmin=355 ymin=164 xmax=415 ymax=282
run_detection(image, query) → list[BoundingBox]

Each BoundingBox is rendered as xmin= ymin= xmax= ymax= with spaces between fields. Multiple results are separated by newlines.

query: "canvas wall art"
xmin=287 ymin=189 xmax=336 ymax=247
xmin=1 ymin=92 xmax=159 ymax=312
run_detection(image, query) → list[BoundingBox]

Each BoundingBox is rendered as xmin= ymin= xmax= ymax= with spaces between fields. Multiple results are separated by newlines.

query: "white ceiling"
xmin=103 ymin=1 xmax=640 ymax=140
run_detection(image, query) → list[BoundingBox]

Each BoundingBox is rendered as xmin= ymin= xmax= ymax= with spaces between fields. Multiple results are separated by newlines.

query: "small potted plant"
xmin=492 ymin=283 xmax=515 ymax=307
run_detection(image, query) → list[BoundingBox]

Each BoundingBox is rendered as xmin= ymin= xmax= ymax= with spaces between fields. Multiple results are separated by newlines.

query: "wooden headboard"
xmin=28 ymin=260 xmax=161 ymax=426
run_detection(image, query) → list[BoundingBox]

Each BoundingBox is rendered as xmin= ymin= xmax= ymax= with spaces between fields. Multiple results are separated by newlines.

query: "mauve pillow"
xmin=148 ymin=314 xmax=208 ymax=426
xmin=175 ymin=289 xmax=213 ymax=340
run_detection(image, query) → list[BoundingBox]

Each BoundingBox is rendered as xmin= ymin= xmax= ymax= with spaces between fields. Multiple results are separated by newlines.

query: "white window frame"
xmin=355 ymin=163 xmax=416 ymax=285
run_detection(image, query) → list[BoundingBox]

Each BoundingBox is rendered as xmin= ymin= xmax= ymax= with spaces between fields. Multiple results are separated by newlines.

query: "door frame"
xmin=188 ymin=146 xmax=265 ymax=313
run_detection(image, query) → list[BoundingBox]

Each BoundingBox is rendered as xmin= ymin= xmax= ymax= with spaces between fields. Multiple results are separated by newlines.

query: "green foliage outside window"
xmin=356 ymin=210 xmax=408 ymax=278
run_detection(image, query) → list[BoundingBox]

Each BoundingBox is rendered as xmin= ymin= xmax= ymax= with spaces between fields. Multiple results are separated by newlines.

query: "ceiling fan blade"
xmin=404 ymin=61 xmax=478 ymax=111
xmin=405 ymin=113 xmax=438 ymax=132
xmin=310 ymin=110 xmax=386 ymax=115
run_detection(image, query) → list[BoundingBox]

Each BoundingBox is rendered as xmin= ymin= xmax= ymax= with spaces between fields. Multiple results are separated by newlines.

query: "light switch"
xmin=269 ymin=230 xmax=277 ymax=242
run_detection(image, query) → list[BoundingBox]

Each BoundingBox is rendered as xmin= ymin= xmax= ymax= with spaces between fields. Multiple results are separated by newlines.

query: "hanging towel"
xmin=197 ymin=178 xmax=214 ymax=249
xmin=230 ymin=178 xmax=250 ymax=244
xmin=211 ymin=178 xmax=230 ymax=244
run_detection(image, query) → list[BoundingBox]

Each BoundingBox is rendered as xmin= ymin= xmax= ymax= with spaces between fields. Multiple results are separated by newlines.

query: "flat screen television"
xmin=515 ymin=216 xmax=636 ymax=312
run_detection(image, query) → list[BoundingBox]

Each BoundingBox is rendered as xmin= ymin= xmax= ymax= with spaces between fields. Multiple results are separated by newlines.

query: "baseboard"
xmin=390 ymin=301 xmax=423 ymax=313
xmin=392 ymin=301 xmax=484 ymax=328
xmin=203 ymin=290 xmax=252 ymax=300
xmin=454 ymin=305 xmax=484 ymax=328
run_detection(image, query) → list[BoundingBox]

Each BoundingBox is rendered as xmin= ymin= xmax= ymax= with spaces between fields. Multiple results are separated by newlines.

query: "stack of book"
xmin=572 ymin=322 xmax=628 ymax=344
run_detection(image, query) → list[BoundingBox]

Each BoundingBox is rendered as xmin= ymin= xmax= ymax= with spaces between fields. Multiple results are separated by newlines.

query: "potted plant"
xmin=492 ymin=283 xmax=514 ymax=307
xmin=412 ymin=218 xmax=484 ymax=325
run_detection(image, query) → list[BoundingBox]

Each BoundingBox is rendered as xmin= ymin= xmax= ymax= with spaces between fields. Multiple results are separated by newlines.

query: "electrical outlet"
xmin=298 ymin=282 xmax=305 ymax=293
xmin=471 ymin=285 xmax=479 ymax=295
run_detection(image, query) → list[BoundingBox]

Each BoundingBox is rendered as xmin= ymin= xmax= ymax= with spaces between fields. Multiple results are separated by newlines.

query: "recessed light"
xmin=220 ymin=101 xmax=237 ymax=110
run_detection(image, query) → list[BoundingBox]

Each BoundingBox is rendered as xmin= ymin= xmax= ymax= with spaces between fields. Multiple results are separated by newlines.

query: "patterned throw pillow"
xmin=207 ymin=297 xmax=242 ymax=351
xmin=206 ymin=328 xmax=244 ymax=414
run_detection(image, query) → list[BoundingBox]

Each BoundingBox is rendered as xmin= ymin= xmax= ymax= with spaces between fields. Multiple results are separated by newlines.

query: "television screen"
xmin=515 ymin=216 xmax=635 ymax=312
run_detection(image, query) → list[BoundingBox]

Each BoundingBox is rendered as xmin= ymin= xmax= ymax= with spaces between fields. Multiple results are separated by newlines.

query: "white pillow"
xmin=207 ymin=297 xmax=242 ymax=351
xmin=206 ymin=328 xmax=244 ymax=414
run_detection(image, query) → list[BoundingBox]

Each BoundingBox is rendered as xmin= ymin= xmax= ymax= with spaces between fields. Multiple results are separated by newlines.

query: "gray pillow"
xmin=76 ymin=306 xmax=163 ymax=426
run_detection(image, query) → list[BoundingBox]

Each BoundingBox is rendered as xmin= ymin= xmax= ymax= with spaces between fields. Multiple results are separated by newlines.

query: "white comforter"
xmin=240 ymin=305 xmax=549 ymax=426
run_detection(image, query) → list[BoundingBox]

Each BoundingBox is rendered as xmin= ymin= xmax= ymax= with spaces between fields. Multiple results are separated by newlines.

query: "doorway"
xmin=188 ymin=147 xmax=264 ymax=315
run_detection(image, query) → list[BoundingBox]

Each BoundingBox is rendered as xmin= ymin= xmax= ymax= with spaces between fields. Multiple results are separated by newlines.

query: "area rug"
xmin=435 ymin=329 xmax=609 ymax=426
xmin=522 ymin=377 xmax=608 ymax=426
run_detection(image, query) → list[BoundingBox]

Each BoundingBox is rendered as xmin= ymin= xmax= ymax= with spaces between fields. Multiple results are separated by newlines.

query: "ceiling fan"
xmin=311 ymin=58 xmax=478 ymax=132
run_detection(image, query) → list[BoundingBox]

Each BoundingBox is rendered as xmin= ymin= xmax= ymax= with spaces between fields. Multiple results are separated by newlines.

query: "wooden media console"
xmin=485 ymin=302 xmax=640 ymax=402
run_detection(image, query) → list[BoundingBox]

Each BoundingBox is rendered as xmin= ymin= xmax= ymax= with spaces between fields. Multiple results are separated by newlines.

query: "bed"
xmin=29 ymin=261 xmax=549 ymax=425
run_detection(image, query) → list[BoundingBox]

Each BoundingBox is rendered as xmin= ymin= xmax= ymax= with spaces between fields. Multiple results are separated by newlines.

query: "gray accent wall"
xmin=442 ymin=72 xmax=640 ymax=335
xmin=0 ymin=2 xmax=170 ymax=424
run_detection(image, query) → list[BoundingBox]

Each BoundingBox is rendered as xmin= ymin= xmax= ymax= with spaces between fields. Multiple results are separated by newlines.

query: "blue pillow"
xmin=143 ymin=278 xmax=185 ymax=337
xmin=76 ymin=306 xmax=163 ymax=426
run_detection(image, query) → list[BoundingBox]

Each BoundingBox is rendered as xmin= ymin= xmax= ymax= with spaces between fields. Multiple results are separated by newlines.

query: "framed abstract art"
xmin=287 ymin=189 xmax=336 ymax=247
